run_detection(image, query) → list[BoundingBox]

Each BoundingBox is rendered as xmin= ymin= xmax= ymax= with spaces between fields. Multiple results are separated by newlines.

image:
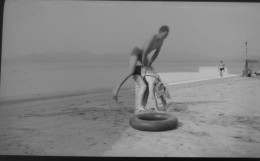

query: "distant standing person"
xmin=112 ymin=25 xmax=170 ymax=110
xmin=218 ymin=60 xmax=225 ymax=77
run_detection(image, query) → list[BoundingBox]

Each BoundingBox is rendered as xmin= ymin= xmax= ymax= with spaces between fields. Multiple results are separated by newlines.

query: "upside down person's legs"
xmin=133 ymin=75 xmax=148 ymax=110
xmin=113 ymin=55 xmax=138 ymax=101
xmin=148 ymin=82 xmax=159 ymax=111
xmin=142 ymin=85 xmax=149 ymax=108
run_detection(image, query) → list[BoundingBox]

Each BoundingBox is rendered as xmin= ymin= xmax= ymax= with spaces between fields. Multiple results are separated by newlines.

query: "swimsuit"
xmin=219 ymin=63 xmax=225 ymax=71
xmin=133 ymin=65 xmax=142 ymax=76
xmin=143 ymin=68 xmax=161 ymax=84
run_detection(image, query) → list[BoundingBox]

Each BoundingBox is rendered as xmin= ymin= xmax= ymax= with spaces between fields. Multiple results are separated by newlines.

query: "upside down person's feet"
xmin=112 ymin=88 xmax=118 ymax=102
xmin=112 ymin=94 xmax=118 ymax=102
xmin=141 ymin=106 xmax=156 ymax=111
xmin=135 ymin=106 xmax=156 ymax=114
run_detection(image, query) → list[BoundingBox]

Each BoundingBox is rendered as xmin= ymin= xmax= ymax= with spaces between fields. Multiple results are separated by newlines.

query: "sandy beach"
xmin=0 ymin=75 xmax=260 ymax=157
xmin=3 ymin=0 xmax=260 ymax=158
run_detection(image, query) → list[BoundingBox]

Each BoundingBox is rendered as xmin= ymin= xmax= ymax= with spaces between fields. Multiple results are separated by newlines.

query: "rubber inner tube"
xmin=129 ymin=112 xmax=178 ymax=131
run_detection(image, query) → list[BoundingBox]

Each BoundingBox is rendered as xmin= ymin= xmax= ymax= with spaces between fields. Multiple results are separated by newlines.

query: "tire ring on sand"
xmin=129 ymin=113 xmax=178 ymax=131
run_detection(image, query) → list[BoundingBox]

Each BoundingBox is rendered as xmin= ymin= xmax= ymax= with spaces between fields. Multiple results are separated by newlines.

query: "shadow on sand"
xmin=0 ymin=89 xmax=137 ymax=156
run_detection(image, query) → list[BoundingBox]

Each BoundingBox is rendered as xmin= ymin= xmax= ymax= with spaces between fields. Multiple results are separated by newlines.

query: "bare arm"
xmin=148 ymin=44 xmax=161 ymax=67
xmin=142 ymin=36 xmax=155 ymax=66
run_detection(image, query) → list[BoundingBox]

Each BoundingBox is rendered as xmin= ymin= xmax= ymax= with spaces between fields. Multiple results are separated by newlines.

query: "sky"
xmin=2 ymin=0 xmax=260 ymax=61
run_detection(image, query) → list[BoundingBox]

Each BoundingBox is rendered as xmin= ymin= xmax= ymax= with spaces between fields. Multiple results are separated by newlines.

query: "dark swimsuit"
xmin=220 ymin=68 xmax=224 ymax=71
xmin=131 ymin=47 xmax=144 ymax=76
xmin=133 ymin=65 xmax=142 ymax=76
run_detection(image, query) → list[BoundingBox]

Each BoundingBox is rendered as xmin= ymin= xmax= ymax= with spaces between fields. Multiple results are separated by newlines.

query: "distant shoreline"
xmin=1 ymin=62 xmax=244 ymax=103
xmin=0 ymin=74 xmax=241 ymax=105
xmin=167 ymin=74 xmax=239 ymax=86
xmin=0 ymin=87 xmax=133 ymax=105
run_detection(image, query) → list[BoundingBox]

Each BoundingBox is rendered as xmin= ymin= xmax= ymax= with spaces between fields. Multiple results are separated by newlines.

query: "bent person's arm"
xmin=142 ymin=37 xmax=154 ymax=66
xmin=148 ymin=45 xmax=161 ymax=67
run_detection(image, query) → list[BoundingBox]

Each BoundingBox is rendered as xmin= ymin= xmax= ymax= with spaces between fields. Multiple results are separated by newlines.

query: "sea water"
xmin=0 ymin=61 xmax=243 ymax=99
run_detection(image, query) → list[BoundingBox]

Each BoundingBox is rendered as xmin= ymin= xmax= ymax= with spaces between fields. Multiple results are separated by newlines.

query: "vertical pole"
xmin=245 ymin=41 xmax=248 ymax=67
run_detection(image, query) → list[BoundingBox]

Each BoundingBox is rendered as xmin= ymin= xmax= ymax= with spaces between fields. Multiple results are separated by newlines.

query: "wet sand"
xmin=0 ymin=76 xmax=260 ymax=157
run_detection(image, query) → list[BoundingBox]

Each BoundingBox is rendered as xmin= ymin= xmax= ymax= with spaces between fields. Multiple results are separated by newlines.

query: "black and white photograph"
xmin=0 ymin=0 xmax=260 ymax=157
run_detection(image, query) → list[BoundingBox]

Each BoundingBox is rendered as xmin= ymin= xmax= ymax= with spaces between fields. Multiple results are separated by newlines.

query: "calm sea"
xmin=0 ymin=61 xmax=243 ymax=98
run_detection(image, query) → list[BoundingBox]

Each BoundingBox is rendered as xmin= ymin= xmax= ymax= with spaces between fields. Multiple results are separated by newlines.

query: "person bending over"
xmin=112 ymin=25 xmax=170 ymax=110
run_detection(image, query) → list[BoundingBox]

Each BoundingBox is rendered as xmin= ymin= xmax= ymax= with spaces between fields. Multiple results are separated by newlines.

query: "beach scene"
xmin=1 ymin=0 xmax=260 ymax=158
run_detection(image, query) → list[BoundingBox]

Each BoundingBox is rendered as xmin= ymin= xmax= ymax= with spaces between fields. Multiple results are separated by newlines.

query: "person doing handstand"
xmin=112 ymin=25 xmax=170 ymax=110
xmin=142 ymin=66 xmax=171 ymax=112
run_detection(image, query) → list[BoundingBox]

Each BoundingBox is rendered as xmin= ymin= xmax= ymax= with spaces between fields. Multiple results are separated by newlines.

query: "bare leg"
xmin=133 ymin=75 xmax=148 ymax=109
xmin=113 ymin=55 xmax=138 ymax=101
xmin=220 ymin=71 xmax=223 ymax=77
xmin=142 ymin=83 xmax=149 ymax=107
xmin=148 ymin=82 xmax=159 ymax=111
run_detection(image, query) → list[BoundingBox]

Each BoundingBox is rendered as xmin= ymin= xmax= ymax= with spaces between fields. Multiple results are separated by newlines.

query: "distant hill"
xmin=2 ymin=54 xmax=63 ymax=64
xmin=3 ymin=50 xmax=249 ymax=64
xmin=3 ymin=51 xmax=129 ymax=64
xmin=18 ymin=54 xmax=65 ymax=63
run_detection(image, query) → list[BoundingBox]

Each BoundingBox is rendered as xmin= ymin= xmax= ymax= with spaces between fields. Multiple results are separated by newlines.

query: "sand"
xmin=0 ymin=75 xmax=260 ymax=157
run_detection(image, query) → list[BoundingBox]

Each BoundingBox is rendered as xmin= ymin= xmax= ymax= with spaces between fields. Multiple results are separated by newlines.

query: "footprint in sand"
xmin=230 ymin=134 xmax=260 ymax=143
xmin=92 ymin=116 xmax=99 ymax=120
xmin=218 ymin=113 xmax=225 ymax=116
xmin=177 ymin=122 xmax=183 ymax=128
xmin=187 ymin=130 xmax=211 ymax=137
xmin=85 ymin=137 xmax=97 ymax=146
xmin=232 ymin=115 xmax=260 ymax=130
xmin=167 ymin=102 xmax=188 ymax=112
xmin=100 ymin=103 xmax=107 ymax=106
xmin=125 ymin=132 xmax=141 ymax=139
xmin=126 ymin=109 xmax=134 ymax=113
